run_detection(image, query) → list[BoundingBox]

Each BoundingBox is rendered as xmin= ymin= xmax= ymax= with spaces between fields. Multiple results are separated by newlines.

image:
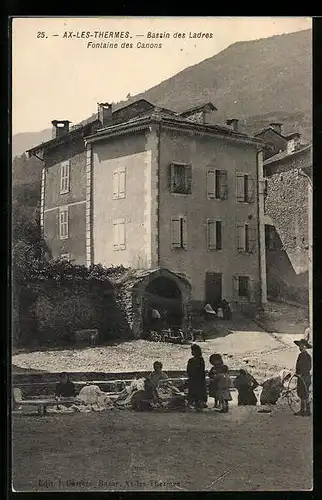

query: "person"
xmin=149 ymin=361 xmax=168 ymax=387
xmin=221 ymin=299 xmax=232 ymax=320
xmin=186 ymin=344 xmax=208 ymax=411
xmin=234 ymin=369 xmax=258 ymax=406
xmin=208 ymin=353 xmax=224 ymax=408
xmin=55 ymin=372 xmax=76 ymax=399
xmin=217 ymin=365 xmax=232 ymax=413
xmin=259 ymin=370 xmax=290 ymax=407
xmin=294 ymin=338 xmax=312 ymax=416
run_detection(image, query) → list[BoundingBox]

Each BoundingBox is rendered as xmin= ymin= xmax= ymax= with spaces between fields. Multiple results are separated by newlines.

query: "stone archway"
xmin=130 ymin=268 xmax=191 ymax=339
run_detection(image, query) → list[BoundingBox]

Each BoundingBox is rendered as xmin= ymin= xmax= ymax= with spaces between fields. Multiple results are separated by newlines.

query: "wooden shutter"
xmin=182 ymin=216 xmax=188 ymax=249
xmin=236 ymin=173 xmax=245 ymax=202
xmin=171 ymin=216 xmax=181 ymax=248
xmin=247 ymin=175 xmax=256 ymax=203
xmin=207 ymin=219 xmax=216 ymax=249
xmin=113 ymin=221 xmax=118 ymax=248
xmin=248 ymin=227 xmax=257 ymax=253
xmin=60 ymin=161 xmax=70 ymax=194
xmin=249 ymin=277 xmax=257 ymax=303
xmin=186 ymin=165 xmax=192 ymax=194
xmin=219 ymin=170 xmax=228 ymax=200
xmin=118 ymin=220 xmax=126 ymax=249
xmin=236 ymin=224 xmax=245 ymax=252
xmin=118 ymin=169 xmax=126 ymax=198
xmin=233 ymin=275 xmax=239 ymax=299
xmin=207 ymin=168 xmax=216 ymax=199
xmin=113 ymin=172 xmax=119 ymax=199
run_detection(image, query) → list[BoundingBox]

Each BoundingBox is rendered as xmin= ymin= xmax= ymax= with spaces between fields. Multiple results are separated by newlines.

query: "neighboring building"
xmin=258 ymin=123 xmax=312 ymax=304
xmin=27 ymin=99 xmax=267 ymax=326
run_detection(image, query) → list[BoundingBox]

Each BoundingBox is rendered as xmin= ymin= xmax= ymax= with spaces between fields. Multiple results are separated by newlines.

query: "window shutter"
xmin=182 ymin=216 xmax=188 ymax=249
xmin=113 ymin=221 xmax=118 ymax=247
xmin=66 ymin=161 xmax=70 ymax=192
xmin=207 ymin=219 xmax=216 ymax=249
xmin=236 ymin=174 xmax=245 ymax=202
xmin=171 ymin=216 xmax=181 ymax=248
xmin=219 ymin=170 xmax=228 ymax=200
xmin=113 ymin=172 xmax=119 ymax=198
xmin=247 ymin=175 xmax=256 ymax=203
xmin=207 ymin=169 xmax=216 ymax=199
xmin=233 ymin=275 xmax=239 ymax=299
xmin=248 ymin=227 xmax=257 ymax=253
xmin=118 ymin=220 xmax=126 ymax=249
xmin=236 ymin=224 xmax=245 ymax=252
xmin=186 ymin=165 xmax=192 ymax=194
xmin=119 ymin=170 xmax=126 ymax=198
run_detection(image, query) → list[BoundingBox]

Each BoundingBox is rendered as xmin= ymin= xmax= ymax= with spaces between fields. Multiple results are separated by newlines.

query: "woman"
xmin=208 ymin=353 xmax=224 ymax=408
xmin=234 ymin=369 xmax=258 ymax=406
xmin=186 ymin=344 xmax=207 ymax=411
xmin=259 ymin=370 xmax=290 ymax=406
xmin=55 ymin=372 xmax=76 ymax=398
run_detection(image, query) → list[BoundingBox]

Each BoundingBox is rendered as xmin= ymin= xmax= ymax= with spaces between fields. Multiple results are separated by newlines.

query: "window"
xmin=207 ymin=168 xmax=228 ymax=200
xmin=60 ymin=161 xmax=70 ymax=194
xmin=113 ymin=219 xmax=126 ymax=250
xmin=168 ymin=163 xmax=192 ymax=194
xmin=236 ymin=173 xmax=255 ymax=203
xmin=238 ymin=276 xmax=250 ymax=297
xmin=59 ymin=207 xmax=69 ymax=239
xmin=265 ymin=225 xmax=278 ymax=251
xmin=113 ymin=167 xmax=126 ymax=199
xmin=236 ymin=223 xmax=256 ymax=253
xmin=60 ymin=253 xmax=70 ymax=261
xmin=207 ymin=219 xmax=222 ymax=250
xmin=171 ymin=215 xmax=187 ymax=249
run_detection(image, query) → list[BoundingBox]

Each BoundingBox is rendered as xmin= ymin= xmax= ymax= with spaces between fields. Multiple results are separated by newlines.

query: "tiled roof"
xmin=264 ymin=143 xmax=312 ymax=165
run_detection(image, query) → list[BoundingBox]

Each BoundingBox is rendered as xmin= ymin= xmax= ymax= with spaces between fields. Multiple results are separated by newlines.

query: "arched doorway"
xmin=130 ymin=268 xmax=191 ymax=339
xmin=143 ymin=276 xmax=183 ymax=334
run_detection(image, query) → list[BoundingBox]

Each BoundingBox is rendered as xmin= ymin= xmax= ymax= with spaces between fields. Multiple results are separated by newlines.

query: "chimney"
xmin=226 ymin=118 xmax=239 ymax=132
xmin=51 ymin=120 xmax=71 ymax=139
xmin=269 ymin=122 xmax=283 ymax=135
xmin=98 ymin=102 xmax=112 ymax=126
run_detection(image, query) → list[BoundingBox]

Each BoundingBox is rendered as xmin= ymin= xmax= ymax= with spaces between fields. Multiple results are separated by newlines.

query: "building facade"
xmin=28 ymin=99 xmax=266 ymax=313
xmin=258 ymin=123 xmax=312 ymax=304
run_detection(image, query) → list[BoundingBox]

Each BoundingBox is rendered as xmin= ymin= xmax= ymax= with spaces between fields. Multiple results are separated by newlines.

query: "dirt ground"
xmin=12 ymin=331 xmax=299 ymax=383
xmin=12 ymin=402 xmax=313 ymax=492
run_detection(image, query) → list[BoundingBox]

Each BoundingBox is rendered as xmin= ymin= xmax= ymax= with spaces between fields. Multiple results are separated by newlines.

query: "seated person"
xmin=260 ymin=370 xmax=291 ymax=406
xmin=149 ymin=361 xmax=168 ymax=387
xmin=55 ymin=372 xmax=76 ymax=399
xmin=234 ymin=369 xmax=258 ymax=406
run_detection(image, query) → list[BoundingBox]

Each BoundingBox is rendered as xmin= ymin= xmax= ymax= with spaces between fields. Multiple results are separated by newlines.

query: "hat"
xmin=294 ymin=338 xmax=312 ymax=349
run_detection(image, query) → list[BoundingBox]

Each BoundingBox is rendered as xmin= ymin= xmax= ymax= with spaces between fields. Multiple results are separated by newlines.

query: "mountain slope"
xmin=12 ymin=28 xmax=312 ymax=170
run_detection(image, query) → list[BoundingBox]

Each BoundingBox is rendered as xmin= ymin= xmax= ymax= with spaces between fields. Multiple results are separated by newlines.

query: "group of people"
xmin=186 ymin=344 xmax=256 ymax=413
xmin=53 ymin=336 xmax=312 ymax=416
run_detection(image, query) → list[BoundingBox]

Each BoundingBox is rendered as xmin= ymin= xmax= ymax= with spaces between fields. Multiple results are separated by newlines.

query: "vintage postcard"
xmin=11 ymin=16 xmax=312 ymax=492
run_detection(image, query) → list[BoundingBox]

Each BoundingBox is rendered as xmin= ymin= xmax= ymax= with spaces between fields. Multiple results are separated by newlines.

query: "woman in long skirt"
xmin=186 ymin=344 xmax=207 ymax=411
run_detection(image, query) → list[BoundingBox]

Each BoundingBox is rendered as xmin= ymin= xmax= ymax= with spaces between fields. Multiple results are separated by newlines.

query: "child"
xmin=208 ymin=353 xmax=224 ymax=408
xmin=217 ymin=365 xmax=232 ymax=413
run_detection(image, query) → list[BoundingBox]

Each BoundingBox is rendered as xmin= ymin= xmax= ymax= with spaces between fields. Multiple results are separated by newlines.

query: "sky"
xmin=12 ymin=17 xmax=312 ymax=135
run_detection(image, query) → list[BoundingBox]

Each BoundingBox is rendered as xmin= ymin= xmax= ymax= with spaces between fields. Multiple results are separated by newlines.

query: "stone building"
xmin=27 ymin=99 xmax=267 ymax=333
xmin=256 ymin=123 xmax=312 ymax=304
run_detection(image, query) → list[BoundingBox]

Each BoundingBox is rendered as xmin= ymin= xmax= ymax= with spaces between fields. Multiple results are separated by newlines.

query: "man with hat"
xmin=294 ymin=338 xmax=312 ymax=416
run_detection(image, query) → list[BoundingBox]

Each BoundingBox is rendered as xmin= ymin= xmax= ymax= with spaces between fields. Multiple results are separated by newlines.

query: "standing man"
xmin=294 ymin=338 xmax=312 ymax=417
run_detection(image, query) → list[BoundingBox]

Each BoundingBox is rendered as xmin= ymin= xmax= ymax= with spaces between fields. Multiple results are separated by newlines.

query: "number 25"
xmin=37 ymin=32 xmax=46 ymax=38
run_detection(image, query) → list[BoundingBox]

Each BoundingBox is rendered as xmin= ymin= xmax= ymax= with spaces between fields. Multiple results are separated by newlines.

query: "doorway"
xmin=205 ymin=272 xmax=222 ymax=309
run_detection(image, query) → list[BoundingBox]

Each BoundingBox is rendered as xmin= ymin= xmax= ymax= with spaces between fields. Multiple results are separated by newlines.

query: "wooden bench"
xmin=13 ymin=388 xmax=77 ymax=416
